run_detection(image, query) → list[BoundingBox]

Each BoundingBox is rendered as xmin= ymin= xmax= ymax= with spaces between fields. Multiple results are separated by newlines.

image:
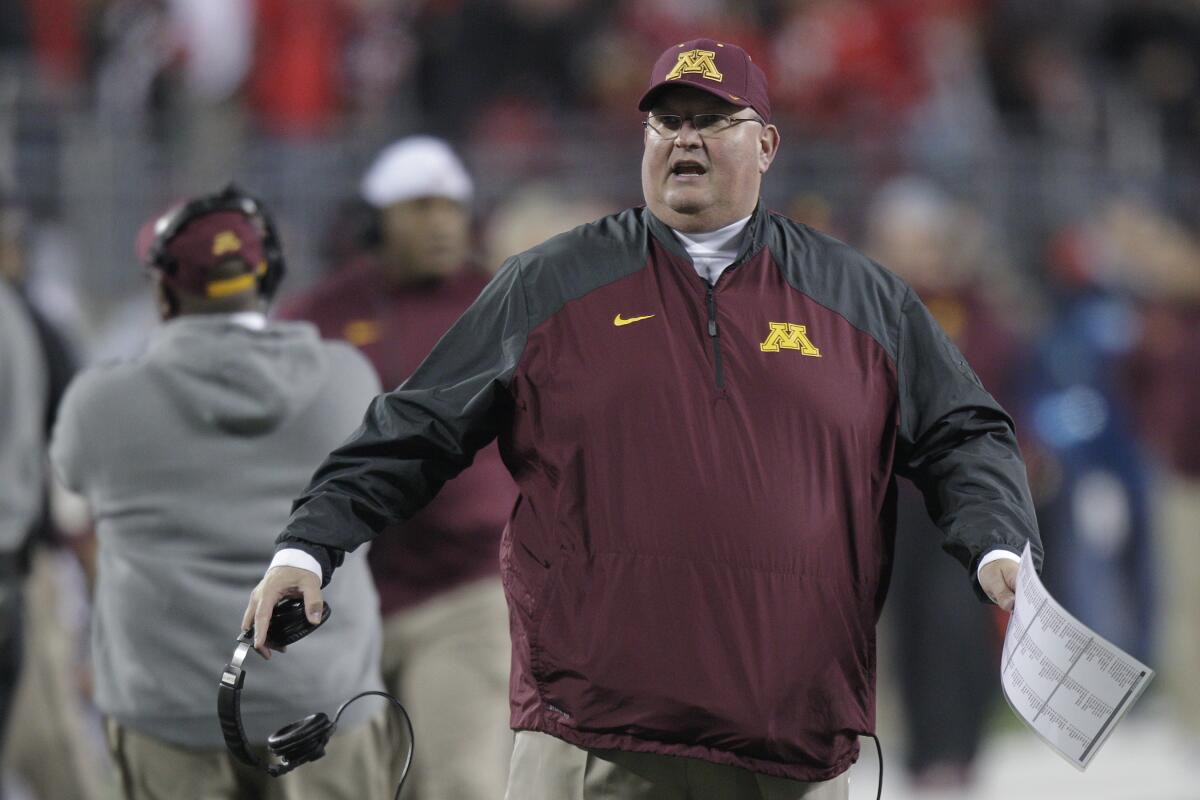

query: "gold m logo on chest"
xmin=759 ymin=322 xmax=821 ymax=356
xmin=665 ymin=49 xmax=724 ymax=82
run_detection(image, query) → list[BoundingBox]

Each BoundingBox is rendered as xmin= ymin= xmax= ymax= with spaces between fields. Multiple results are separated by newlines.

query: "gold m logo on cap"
xmin=760 ymin=322 xmax=821 ymax=356
xmin=212 ymin=231 xmax=242 ymax=257
xmin=665 ymin=49 xmax=723 ymax=82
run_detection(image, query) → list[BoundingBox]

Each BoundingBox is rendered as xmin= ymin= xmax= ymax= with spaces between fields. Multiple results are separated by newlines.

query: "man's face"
xmin=379 ymin=196 xmax=470 ymax=282
xmin=640 ymin=86 xmax=780 ymax=234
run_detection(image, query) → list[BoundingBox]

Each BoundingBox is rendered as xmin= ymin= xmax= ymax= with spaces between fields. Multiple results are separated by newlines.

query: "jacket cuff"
xmin=273 ymin=538 xmax=333 ymax=587
xmin=269 ymin=548 xmax=323 ymax=581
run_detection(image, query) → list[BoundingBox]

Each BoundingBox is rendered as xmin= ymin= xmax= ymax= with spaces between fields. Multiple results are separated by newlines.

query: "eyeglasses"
xmin=643 ymin=113 xmax=764 ymax=140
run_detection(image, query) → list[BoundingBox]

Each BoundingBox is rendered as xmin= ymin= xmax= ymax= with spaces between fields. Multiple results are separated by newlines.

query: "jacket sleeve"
xmin=276 ymin=258 xmax=529 ymax=584
xmin=893 ymin=286 xmax=1043 ymax=596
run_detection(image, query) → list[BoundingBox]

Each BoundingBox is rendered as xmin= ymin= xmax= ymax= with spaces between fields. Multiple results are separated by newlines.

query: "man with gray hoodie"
xmin=50 ymin=190 xmax=391 ymax=800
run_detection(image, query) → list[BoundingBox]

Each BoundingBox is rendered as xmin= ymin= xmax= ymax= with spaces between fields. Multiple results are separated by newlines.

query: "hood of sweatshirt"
xmin=147 ymin=315 xmax=328 ymax=435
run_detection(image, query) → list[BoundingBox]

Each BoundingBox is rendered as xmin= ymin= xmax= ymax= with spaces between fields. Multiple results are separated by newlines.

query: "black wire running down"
xmin=333 ymin=690 xmax=415 ymax=800
xmin=861 ymin=732 xmax=883 ymax=800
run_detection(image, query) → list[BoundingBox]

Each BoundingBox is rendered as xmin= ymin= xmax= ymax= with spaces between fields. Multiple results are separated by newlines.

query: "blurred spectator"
xmin=163 ymin=0 xmax=255 ymax=188
xmin=3 ymin=0 xmax=85 ymax=89
xmin=169 ymin=0 xmax=251 ymax=104
xmin=0 ymin=262 xmax=47 ymax=794
xmin=0 ymin=191 xmax=90 ymax=352
xmin=1097 ymin=2 xmax=1200 ymax=168
xmin=1111 ymin=198 xmax=1200 ymax=731
xmin=482 ymin=181 xmax=613 ymax=272
xmin=88 ymin=0 xmax=182 ymax=139
xmin=343 ymin=0 xmax=420 ymax=120
xmin=867 ymin=176 xmax=1023 ymax=792
xmin=903 ymin=2 xmax=1002 ymax=171
xmin=0 ymin=194 xmax=83 ymax=562
xmin=1020 ymin=218 xmax=1154 ymax=663
xmin=1 ymin=1 xmax=77 ymax=219
xmin=0 ymin=0 xmax=82 ymax=93
xmin=983 ymin=8 xmax=1098 ymax=143
xmin=0 ymin=0 xmax=29 ymax=60
xmin=781 ymin=191 xmax=845 ymax=239
xmin=414 ymin=0 xmax=603 ymax=139
xmin=248 ymin=0 xmax=354 ymax=138
xmin=770 ymin=0 xmax=925 ymax=137
xmin=576 ymin=28 xmax=654 ymax=122
xmin=277 ymin=137 xmax=517 ymax=799
xmin=0 ymin=191 xmax=101 ymax=800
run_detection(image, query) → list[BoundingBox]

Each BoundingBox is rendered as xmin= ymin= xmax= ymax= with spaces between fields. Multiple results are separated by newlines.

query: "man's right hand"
xmin=978 ymin=558 xmax=1019 ymax=613
xmin=241 ymin=566 xmax=324 ymax=659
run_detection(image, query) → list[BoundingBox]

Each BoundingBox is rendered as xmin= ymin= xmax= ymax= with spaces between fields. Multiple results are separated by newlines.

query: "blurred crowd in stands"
xmin=2 ymin=0 xmax=1198 ymax=300
xmin=2 ymin=0 xmax=1199 ymax=797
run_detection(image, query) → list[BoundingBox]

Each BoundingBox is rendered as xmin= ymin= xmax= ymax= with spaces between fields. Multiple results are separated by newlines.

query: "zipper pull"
xmin=708 ymin=318 xmax=717 ymax=337
xmin=706 ymin=286 xmax=719 ymax=337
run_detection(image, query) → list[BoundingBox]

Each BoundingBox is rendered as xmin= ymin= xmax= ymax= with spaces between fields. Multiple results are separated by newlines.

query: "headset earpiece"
xmin=267 ymin=712 xmax=336 ymax=767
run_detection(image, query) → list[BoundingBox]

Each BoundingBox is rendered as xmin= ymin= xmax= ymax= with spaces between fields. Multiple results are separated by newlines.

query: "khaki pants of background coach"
xmin=105 ymin=714 xmax=391 ymax=800
xmin=380 ymin=576 xmax=513 ymax=800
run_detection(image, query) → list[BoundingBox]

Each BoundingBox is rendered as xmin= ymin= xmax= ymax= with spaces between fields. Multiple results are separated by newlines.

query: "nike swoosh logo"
xmin=613 ymin=314 xmax=655 ymax=327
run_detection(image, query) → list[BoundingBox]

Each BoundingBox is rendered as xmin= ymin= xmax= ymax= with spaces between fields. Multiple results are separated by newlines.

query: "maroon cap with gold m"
xmin=136 ymin=209 xmax=268 ymax=299
xmin=638 ymin=38 xmax=771 ymax=123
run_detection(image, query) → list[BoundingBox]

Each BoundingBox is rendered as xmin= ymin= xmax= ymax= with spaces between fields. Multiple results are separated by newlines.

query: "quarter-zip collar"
xmin=645 ymin=201 xmax=769 ymax=276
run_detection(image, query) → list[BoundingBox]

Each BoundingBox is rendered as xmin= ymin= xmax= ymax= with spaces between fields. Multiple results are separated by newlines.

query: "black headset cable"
xmin=332 ymin=690 xmax=415 ymax=800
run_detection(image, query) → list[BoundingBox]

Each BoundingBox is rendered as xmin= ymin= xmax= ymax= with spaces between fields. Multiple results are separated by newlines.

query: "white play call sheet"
xmin=1000 ymin=543 xmax=1154 ymax=770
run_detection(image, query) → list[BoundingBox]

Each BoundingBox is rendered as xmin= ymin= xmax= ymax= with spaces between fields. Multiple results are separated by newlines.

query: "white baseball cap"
xmin=360 ymin=136 xmax=474 ymax=209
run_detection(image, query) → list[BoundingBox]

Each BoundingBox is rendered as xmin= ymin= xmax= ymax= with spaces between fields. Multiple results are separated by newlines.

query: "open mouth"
xmin=671 ymin=161 xmax=707 ymax=176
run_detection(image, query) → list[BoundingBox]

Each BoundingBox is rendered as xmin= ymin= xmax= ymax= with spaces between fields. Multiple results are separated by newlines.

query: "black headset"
xmin=218 ymin=597 xmax=414 ymax=798
xmin=147 ymin=183 xmax=287 ymax=301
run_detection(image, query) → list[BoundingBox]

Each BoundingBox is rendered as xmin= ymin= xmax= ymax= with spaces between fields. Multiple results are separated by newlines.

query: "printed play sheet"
xmin=1000 ymin=543 xmax=1154 ymax=770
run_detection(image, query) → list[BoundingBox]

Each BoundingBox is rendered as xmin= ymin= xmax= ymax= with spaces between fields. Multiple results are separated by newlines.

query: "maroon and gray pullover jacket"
xmin=277 ymin=203 xmax=1043 ymax=781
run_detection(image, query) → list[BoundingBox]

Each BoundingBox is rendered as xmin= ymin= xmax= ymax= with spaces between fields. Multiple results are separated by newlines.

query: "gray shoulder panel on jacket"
xmin=513 ymin=207 xmax=649 ymax=331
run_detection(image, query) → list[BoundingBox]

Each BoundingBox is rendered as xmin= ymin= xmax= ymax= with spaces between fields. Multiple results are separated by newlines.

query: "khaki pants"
xmin=2 ymin=548 xmax=107 ymax=799
xmin=1157 ymin=474 xmax=1200 ymax=730
xmin=505 ymin=731 xmax=850 ymax=800
xmin=380 ymin=577 xmax=512 ymax=800
xmin=105 ymin=713 xmax=392 ymax=800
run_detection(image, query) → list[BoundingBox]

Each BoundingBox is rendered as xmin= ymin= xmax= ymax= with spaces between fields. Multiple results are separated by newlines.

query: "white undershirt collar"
xmin=671 ymin=215 xmax=752 ymax=285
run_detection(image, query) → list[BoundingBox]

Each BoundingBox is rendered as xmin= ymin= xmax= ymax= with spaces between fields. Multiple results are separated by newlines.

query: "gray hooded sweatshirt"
xmin=51 ymin=315 xmax=384 ymax=748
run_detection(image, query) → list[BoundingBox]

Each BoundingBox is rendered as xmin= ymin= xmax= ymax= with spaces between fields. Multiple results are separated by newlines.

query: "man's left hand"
xmin=979 ymin=559 xmax=1018 ymax=612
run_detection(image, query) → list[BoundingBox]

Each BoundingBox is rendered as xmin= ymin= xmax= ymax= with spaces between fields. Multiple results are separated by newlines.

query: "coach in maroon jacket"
xmin=247 ymin=38 xmax=1042 ymax=799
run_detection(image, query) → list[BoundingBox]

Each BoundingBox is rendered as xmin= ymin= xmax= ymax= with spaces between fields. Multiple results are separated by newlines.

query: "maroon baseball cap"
xmin=638 ymin=38 xmax=771 ymax=122
xmin=136 ymin=209 xmax=267 ymax=298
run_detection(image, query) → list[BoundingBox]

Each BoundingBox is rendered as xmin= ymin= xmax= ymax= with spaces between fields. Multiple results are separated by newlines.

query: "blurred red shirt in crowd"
xmin=249 ymin=0 xmax=353 ymax=137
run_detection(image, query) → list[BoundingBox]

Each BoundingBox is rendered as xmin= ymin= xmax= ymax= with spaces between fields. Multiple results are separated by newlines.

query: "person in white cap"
xmin=276 ymin=136 xmax=517 ymax=800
